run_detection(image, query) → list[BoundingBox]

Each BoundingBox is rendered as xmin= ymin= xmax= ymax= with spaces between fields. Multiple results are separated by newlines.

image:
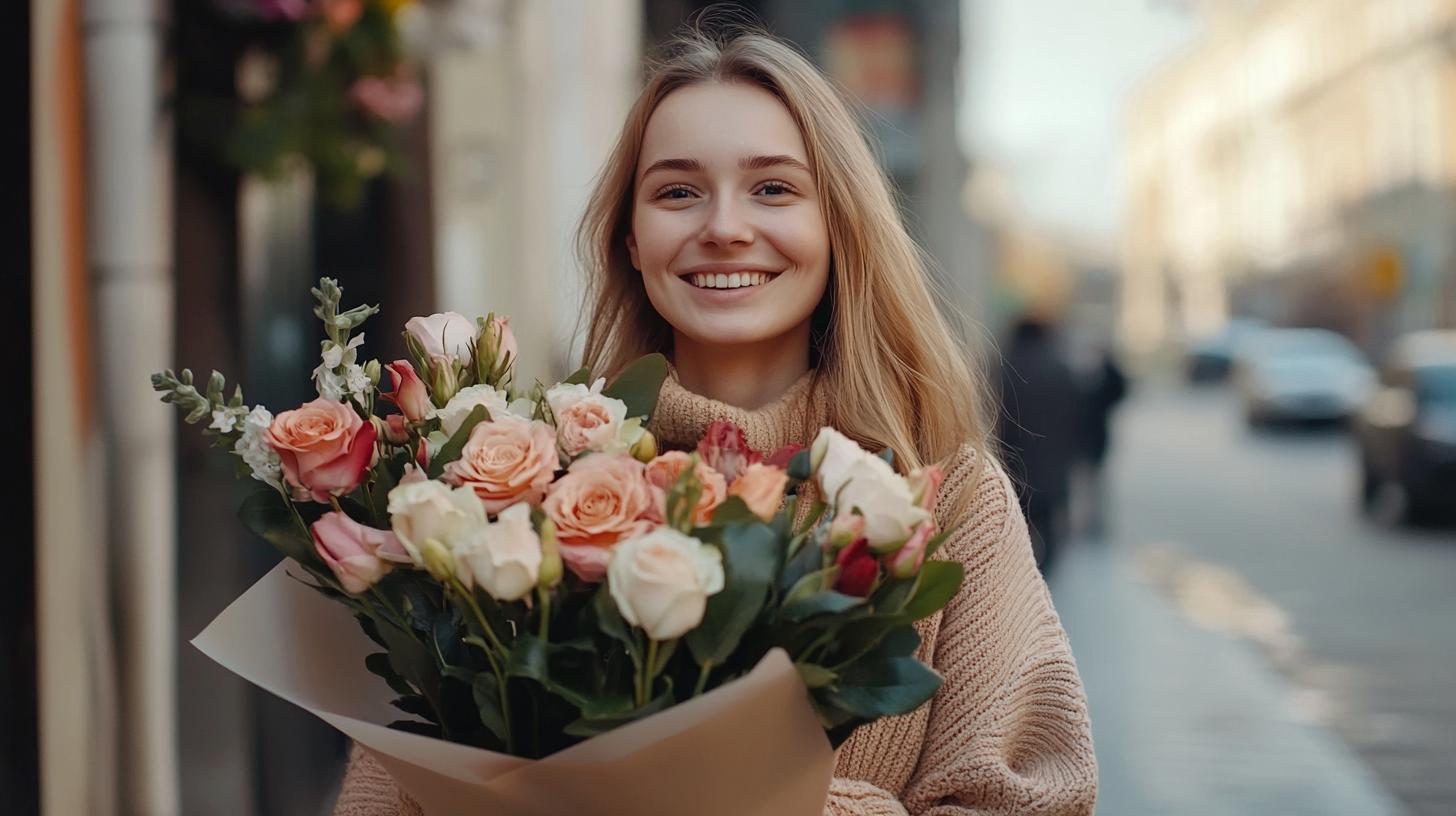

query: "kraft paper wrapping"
xmin=193 ymin=562 xmax=837 ymax=815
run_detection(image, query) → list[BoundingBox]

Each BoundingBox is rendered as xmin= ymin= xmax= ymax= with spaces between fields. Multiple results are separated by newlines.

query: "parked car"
xmin=1355 ymin=331 xmax=1456 ymax=521
xmin=1232 ymin=328 xmax=1375 ymax=426
xmin=1185 ymin=318 xmax=1266 ymax=383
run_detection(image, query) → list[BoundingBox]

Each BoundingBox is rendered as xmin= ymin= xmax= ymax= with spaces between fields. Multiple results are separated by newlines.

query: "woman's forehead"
xmin=637 ymin=82 xmax=810 ymax=177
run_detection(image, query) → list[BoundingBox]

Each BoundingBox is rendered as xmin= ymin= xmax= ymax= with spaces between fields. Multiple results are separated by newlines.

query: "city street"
xmin=1049 ymin=379 xmax=1456 ymax=816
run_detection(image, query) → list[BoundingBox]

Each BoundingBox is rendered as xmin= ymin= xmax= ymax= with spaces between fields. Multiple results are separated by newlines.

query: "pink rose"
xmin=319 ymin=0 xmax=363 ymax=32
xmin=443 ymin=415 xmax=560 ymax=514
xmin=266 ymin=398 xmax=378 ymax=503
xmin=644 ymin=451 xmax=727 ymax=525
xmin=311 ymin=511 xmax=410 ymax=594
xmin=766 ymin=443 xmax=804 ymax=469
xmin=381 ymin=414 xmax=411 ymax=445
xmin=349 ymin=75 xmax=424 ymax=124
xmin=405 ymin=312 xmax=475 ymax=365
xmin=542 ymin=454 xmax=657 ymax=582
xmin=546 ymin=379 xmax=630 ymax=457
xmin=834 ymin=537 xmax=878 ymax=598
xmin=697 ymin=421 xmax=763 ymax=483
xmin=727 ymin=462 xmax=789 ymax=522
xmin=888 ymin=466 xmax=944 ymax=578
xmin=381 ymin=360 xmax=430 ymax=422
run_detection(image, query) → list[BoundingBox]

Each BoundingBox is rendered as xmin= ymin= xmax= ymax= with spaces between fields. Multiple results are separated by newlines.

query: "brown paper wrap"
xmin=193 ymin=562 xmax=837 ymax=815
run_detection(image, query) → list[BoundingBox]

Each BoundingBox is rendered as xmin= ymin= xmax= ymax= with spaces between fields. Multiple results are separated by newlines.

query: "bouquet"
xmin=156 ymin=279 xmax=964 ymax=814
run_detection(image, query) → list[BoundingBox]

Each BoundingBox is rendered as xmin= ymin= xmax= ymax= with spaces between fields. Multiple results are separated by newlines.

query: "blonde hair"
xmin=578 ymin=20 xmax=993 ymax=516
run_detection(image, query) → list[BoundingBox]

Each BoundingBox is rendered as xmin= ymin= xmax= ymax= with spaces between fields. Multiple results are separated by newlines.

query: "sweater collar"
xmin=647 ymin=364 xmax=828 ymax=456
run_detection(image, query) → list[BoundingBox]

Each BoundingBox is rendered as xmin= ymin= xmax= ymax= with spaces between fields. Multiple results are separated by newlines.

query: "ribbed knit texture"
xmin=331 ymin=368 xmax=1098 ymax=815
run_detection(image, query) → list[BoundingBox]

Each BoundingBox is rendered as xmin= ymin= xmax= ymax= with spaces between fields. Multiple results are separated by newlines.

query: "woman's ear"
xmin=626 ymin=233 xmax=640 ymax=270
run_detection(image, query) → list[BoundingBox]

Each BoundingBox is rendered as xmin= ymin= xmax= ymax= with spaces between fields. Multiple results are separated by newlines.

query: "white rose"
xmin=810 ymin=427 xmax=873 ymax=502
xmin=406 ymin=312 xmax=475 ymax=365
xmin=545 ymin=378 xmax=631 ymax=456
xmin=386 ymin=479 xmax=487 ymax=566
xmin=234 ymin=406 xmax=283 ymax=491
xmin=431 ymin=384 xmax=510 ymax=436
xmin=608 ymin=528 xmax=725 ymax=641
xmin=453 ymin=503 xmax=541 ymax=601
xmin=833 ymin=456 xmax=930 ymax=552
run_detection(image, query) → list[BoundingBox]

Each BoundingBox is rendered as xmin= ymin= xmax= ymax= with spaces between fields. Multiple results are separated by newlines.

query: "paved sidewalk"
xmin=1048 ymin=541 xmax=1406 ymax=816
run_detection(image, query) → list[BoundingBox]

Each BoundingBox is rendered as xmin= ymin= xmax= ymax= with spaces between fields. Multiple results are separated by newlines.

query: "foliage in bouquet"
xmin=156 ymin=278 xmax=963 ymax=759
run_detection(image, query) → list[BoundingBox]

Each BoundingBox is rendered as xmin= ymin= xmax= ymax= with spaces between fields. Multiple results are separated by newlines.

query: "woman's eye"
xmin=657 ymin=186 xmax=696 ymax=201
xmin=756 ymin=182 xmax=795 ymax=197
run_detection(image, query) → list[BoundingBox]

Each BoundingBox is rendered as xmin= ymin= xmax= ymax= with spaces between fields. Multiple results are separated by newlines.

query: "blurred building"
xmin=1122 ymin=0 xmax=1456 ymax=356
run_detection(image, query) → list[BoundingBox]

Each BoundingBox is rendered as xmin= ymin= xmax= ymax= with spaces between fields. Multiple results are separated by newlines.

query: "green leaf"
xmin=923 ymin=528 xmax=954 ymax=560
xmin=562 ymin=681 xmax=675 ymax=738
xmin=823 ymin=656 xmax=942 ymax=719
xmin=796 ymin=663 xmax=837 ymax=689
xmin=365 ymin=652 xmax=414 ymax=696
xmin=427 ymin=405 xmax=490 ymax=479
xmin=390 ymin=695 xmax=436 ymax=720
xmin=506 ymin=634 xmax=625 ymax=715
xmin=686 ymin=522 xmax=779 ymax=666
xmin=870 ymin=574 xmax=919 ymax=617
xmin=602 ymin=353 xmax=668 ymax=421
xmin=787 ymin=449 xmax=813 ymax=482
xmin=779 ymin=534 xmax=827 ymax=594
xmin=707 ymin=496 xmax=759 ymax=527
xmin=901 ymin=561 xmax=964 ymax=621
xmin=779 ymin=590 xmax=863 ymax=624
xmin=238 ymin=489 xmax=318 ymax=568
xmin=875 ymin=448 xmax=895 ymax=468
xmin=374 ymin=618 xmax=444 ymax=726
xmin=783 ymin=566 xmax=838 ymax=606
xmin=562 ymin=366 xmax=593 ymax=386
xmin=387 ymin=719 xmax=442 ymax=738
xmin=470 ymin=673 xmax=510 ymax=745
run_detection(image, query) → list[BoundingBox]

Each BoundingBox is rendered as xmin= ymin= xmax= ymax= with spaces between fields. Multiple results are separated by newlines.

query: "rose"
xmin=443 ymin=414 xmax=560 ymax=513
xmin=319 ymin=0 xmax=363 ymax=32
xmin=809 ymin=427 xmax=871 ymax=502
xmin=406 ymin=311 xmax=475 ymax=365
xmin=349 ymin=75 xmax=424 ymax=123
xmin=697 ymin=421 xmax=762 ymax=483
xmin=477 ymin=315 xmax=518 ymax=379
xmin=827 ymin=512 xmax=866 ymax=551
xmin=834 ymin=456 xmax=930 ymax=552
xmin=545 ymin=378 xmax=632 ymax=457
xmin=833 ymin=536 xmax=878 ymax=597
xmin=266 ymin=398 xmax=378 ymax=503
xmin=644 ymin=451 xmax=727 ymax=525
xmin=386 ymin=479 xmax=487 ymax=567
xmin=727 ymin=462 xmax=789 ymax=522
xmin=453 ymin=503 xmax=541 ymax=601
xmin=608 ymin=527 xmax=725 ymax=640
xmin=542 ymin=454 xmax=656 ymax=581
xmin=888 ymin=466 xmax=944 ymax=578
xmin=312 ymin=511 xmax=411 ymax=594
xmin=432 ymin=384 xmax=510 ymax=437
xmin=766 ymin=442 xmax=804 ymax=469
xmin=382 ymin=360 xmax=430 ymax=422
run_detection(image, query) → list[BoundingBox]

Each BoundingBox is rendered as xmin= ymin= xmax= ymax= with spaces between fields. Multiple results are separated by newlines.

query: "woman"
xmin=334 ymin=23 xmax=1097 ymax=815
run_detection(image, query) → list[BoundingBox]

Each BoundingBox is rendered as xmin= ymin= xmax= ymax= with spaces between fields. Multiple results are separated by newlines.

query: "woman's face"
xmin=627 ymin=81 xmax=830 ymax=350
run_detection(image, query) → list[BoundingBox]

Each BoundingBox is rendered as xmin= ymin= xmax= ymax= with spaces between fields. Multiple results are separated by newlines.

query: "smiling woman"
xmin=331 ymin=18 xmax=1098 ymax=816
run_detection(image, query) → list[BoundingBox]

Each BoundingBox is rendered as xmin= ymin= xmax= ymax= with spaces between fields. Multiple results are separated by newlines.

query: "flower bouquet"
xmin=157 ymin=279 xmax=964 ymax=815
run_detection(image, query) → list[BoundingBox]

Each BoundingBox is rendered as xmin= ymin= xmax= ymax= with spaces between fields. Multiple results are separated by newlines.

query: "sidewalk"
xmin=1048 ymin=541 xmax=1406 ymax=816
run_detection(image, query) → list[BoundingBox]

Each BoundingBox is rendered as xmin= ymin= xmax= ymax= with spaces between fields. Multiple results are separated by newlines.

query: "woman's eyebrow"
xmin=639 ymin=154 xmax=812 ymax=181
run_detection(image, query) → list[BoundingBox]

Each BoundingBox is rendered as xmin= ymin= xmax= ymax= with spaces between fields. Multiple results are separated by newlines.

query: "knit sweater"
xmin=331 ymin=368 xmax=1098 ymax=816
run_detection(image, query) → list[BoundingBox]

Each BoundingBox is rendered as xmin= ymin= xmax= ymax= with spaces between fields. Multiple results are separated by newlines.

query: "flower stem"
xmin=693 ymin=660 xmax=714 ymax=698
xmin=536 ymin=587 xmax=551 ymax=641
xmin=449 ymin=577 xmax=515 ymax=754
xmin=637 ymin=639 xmax=660 ymax=707
xmin=329 ymin=496 xmax=344 ymax=515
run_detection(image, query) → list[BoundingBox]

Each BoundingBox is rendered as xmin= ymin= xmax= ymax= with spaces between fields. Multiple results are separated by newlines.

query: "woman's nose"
xmin=698 ymin=196 xmax=754 ymax=248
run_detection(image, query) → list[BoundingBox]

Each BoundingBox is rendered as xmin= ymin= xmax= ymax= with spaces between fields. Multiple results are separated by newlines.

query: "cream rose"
xmin=406 ymin=311 xmax=475 ymax=365
xmin=809 ymin=426 xmax=872 ymax=502
xmin=542 ymin=454 xmax=656 ymax=582
xmin=545 ymin=378 xmax=633 ymax=457
xmin=386 ymin=479 xmax=488 ymax=567
xmin=431 ymin=384 xmax=510 ymax=437
xmin=833 ymin=456 xmax=930 ymax=551
xmin=443 ymin=414 xmax=559 ymax=514
xmin=453 ymin=503 xmax=541 ymax=601
xmin=607 ymin=527 xmax=725 ymax=641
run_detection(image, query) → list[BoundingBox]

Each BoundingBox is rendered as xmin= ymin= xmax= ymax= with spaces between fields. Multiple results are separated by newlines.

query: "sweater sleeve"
xmin=330 ymin=745 xmax=421 ymax=816
xmin=827 ymin=455 xmax=1098 ymax=815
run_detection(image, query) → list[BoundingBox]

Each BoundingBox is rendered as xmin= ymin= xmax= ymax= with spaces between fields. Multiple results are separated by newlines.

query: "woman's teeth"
xmin=688 ymin=271 xmax=775 ymax=289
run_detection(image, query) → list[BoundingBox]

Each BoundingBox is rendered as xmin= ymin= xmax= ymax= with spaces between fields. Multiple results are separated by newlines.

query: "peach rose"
xmin=266 ymin=398 xmax=377 ymax=503
xmin=727 ymin=462 xmax=789 ymax=522
xmin=546 ymin=379 xmax=631 ymax=457
xmin=443 ymin=414 xmax=560 ymax=514
xmin=644 ymin=451 xmax=727 ymax=526
xmin=542 ymin=454 xmax=656 ymax=582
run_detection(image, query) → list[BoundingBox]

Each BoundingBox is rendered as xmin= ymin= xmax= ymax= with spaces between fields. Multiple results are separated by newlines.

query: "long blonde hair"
xmin=578 ymin=21 xmax=993 ymax=514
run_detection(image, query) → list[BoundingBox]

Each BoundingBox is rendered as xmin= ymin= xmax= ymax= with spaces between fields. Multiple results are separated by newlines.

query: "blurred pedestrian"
xmin=1074 ymin=347 xmax=1127 ymax=538
xmin=997 ymin=315 xmax=1080 ymax=574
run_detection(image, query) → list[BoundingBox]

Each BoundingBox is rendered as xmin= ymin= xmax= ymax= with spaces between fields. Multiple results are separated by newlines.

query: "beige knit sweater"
xmin=331 ymin=369 xmax=1098 ymax=815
